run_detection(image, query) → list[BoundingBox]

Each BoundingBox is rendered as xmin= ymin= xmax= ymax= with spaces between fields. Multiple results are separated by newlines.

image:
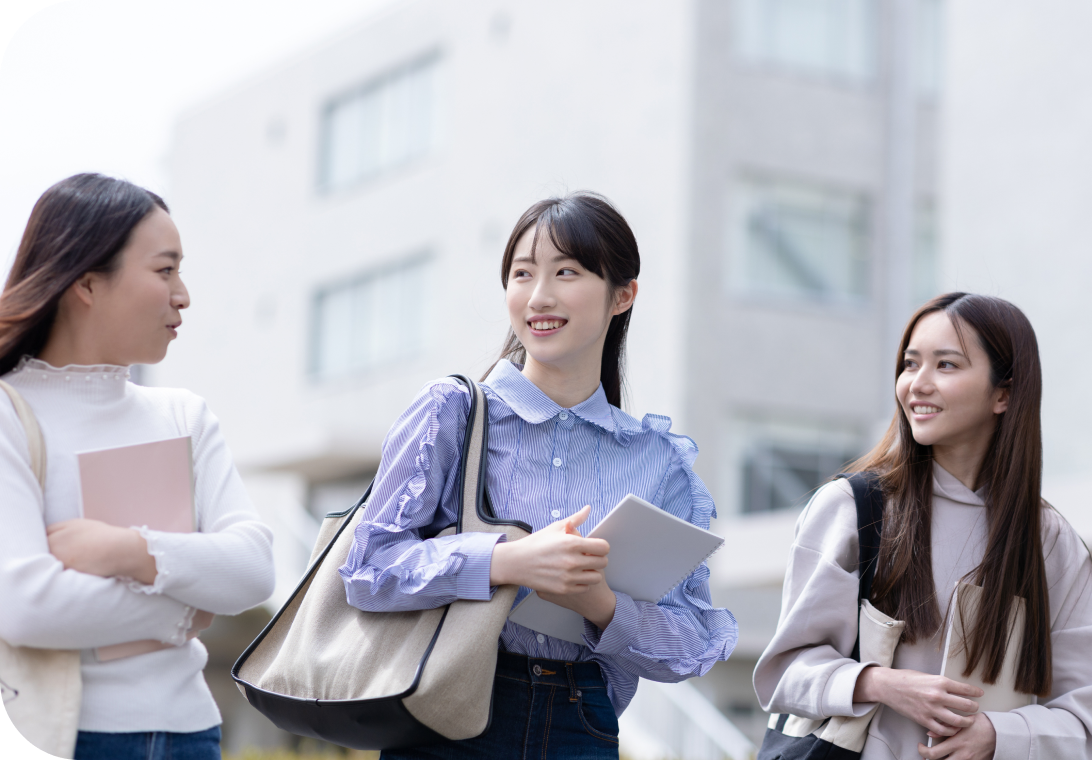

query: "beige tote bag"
xmin=0 ymin=379 xmax=82 ymax=759
xmin=232 ymin=375 xmax=531 ymax=750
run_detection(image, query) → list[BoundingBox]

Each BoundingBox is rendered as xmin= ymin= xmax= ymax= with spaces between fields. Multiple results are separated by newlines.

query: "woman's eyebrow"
xmin=903 ymin=348 xmax=968 ymax=360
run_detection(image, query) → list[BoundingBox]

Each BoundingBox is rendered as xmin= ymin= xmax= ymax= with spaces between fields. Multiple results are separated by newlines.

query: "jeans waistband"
xmin=496 ymin=651 xmax=606 ymax=692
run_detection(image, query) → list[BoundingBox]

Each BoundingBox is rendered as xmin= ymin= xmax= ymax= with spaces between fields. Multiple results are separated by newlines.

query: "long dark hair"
xmin=0 ymin=174 xmax=168 ymax=376
xmin=485 ymin=192 xmax=640 ymax=408
xmin=850 ymin=292 xmax=1051 ymax=696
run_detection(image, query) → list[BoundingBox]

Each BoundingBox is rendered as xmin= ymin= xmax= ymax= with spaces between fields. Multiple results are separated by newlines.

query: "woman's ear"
xmin=68 ymin=273 xmax=99 ymax=309
xmin=993 ymin=384 xmax=1011 ymax=415
xmin=612 ymin=280 xmax=638 ymax=316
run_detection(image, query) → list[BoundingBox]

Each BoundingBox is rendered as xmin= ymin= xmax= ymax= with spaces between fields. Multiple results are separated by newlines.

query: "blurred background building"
xmin=0 ymin=0 xmax=1061 ymax=756
xmin=150 ymin=0 xmax=947 ymax=754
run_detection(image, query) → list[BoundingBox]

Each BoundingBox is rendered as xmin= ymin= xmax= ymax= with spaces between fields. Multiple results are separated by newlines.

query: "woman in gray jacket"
xmin=755 ymin=293 xmax=1092 ymax=760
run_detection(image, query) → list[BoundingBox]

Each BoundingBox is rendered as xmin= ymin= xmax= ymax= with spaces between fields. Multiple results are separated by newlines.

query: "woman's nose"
xmin=527 ymin=279 xmax=555 ymax=309
xmin=174 ymin=280 xmax=191 ymax=310
xmin=909 ymin=370 xmax=933 ymax=395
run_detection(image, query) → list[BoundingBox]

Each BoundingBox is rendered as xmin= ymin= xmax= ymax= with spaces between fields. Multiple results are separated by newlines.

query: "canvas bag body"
xmin=232 ymin=375 xmax=531 ymax=750
xmin=0 ymin=379 xmax=83 ymax=759
xmin=758 ymin=472 xmax=905 ymax=760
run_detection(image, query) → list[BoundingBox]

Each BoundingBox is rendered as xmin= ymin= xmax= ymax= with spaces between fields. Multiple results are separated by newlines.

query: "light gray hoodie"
xmin=754 ymin=464 xmax=1092 ymax=759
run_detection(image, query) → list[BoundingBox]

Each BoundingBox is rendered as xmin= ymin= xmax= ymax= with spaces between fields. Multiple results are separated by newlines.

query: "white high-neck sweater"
xmin=0 ymin=358 xmax=274 ymax=733
xmin=755 ymin=464 xmax=1092 ymax=760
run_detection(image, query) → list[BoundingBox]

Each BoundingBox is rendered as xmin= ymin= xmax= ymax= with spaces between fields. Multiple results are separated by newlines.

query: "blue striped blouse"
xmin=338 ymin=359 xmax=737 ymax=714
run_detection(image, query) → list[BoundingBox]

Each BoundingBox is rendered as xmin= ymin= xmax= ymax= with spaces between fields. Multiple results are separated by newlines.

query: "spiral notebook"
xmin=507 ymin=493 xmax=724 ymax=643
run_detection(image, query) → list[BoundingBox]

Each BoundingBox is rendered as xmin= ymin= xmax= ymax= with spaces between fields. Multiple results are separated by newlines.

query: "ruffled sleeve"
xmin=582 ymin=415 xmax=737 ymax=683
xmin=338 ymin=379 xmax=507 ymax=612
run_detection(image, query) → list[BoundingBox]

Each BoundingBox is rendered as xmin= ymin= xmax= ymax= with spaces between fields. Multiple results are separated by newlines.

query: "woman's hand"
xmin=854 ymin=666 xmax=984 ymax=738
xmin=918 ymin=713 xmax=996 ymax=760
xmin=490 ymin=505 xmax=616 ymax=629
xmin=47 ymin=519 xmax=158 ymax=585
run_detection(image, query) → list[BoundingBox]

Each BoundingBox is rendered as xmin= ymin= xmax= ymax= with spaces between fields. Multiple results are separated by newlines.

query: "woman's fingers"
xmin=941 ymin=693 xmax=980 ymax=716
xmin=565 ymin=505 xmax=592 ymax=531
xmin=944 ymin=678 xmax=985 ymax=698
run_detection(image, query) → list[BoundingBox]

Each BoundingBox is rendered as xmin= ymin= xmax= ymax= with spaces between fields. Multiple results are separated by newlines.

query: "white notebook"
xmin=940 ymin=582 xmax=1034 ymax=713
xmin=507 ymin=493 xmax=724 ymax=644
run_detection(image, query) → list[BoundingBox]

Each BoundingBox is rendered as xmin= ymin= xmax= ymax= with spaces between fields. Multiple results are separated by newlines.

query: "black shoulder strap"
xmin=835 ymin=471 xmax=884 ymax=662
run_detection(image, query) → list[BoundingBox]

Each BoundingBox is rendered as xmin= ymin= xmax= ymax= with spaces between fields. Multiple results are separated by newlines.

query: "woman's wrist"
xmin=489 ymin=540 xmax=514 ymax=586
xmin=854 ymin=665 xmax=887 ymax=704
xmin=116 ymin=528 xmax=159 ymax=585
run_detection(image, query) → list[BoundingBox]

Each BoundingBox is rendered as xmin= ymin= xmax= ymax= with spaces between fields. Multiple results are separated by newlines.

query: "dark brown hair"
xmin=0 ymin=174 xmax=168 ymax=376
xmin=485 ymin=192 xmax=640 ymax=408
xmin=850 ymin=292 xmax=1051 ymax=696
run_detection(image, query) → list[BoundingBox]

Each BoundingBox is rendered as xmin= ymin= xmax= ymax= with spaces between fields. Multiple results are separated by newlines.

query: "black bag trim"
xmin=757 ymin=471 xmax=885 ymax=760
xmin=231 ymin=374 xmax=527 ymax=749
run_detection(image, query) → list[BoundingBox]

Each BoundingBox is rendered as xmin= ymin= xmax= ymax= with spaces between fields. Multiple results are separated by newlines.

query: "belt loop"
xmin=566 ymin=662 xmax=578 ymax=702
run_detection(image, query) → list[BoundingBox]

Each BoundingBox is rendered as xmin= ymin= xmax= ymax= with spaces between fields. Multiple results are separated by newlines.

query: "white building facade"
xmin=159 ymin=0 xmax=943 ymax=751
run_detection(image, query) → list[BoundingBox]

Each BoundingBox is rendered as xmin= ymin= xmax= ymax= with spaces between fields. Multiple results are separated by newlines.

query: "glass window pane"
xmin=320 ymin=57 xmax=437 ymax=192
xmin=735 ymin=0 xmax=877 ymax=82
xmin=312 ymin=257 xmax=431 ymax=379
xmin=734 ymin=178 xmax=870 ymax=303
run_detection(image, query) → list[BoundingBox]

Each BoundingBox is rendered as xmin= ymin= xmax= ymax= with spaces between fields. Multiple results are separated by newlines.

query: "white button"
xmin=533 ymin=664 xmax=542 ymax=676
xmin=551 ymin=509 xmax=560 ymax=518
xmin=559 ymin=412 xmax=569 ymax=420
xmin=552 ymin=457 xmax=562 ymax=467
xmin=536 ymin=634 xmax=545 ymax=643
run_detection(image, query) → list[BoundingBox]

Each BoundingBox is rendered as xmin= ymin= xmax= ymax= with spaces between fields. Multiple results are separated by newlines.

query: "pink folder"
xmin=76 ymin=436 xmax=196 ymax=661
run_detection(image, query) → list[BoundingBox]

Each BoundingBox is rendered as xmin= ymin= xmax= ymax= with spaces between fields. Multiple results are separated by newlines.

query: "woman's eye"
xmin=902 ymin=359 xmax=917 ymax=370
xmin=159 ymin=267 xmax=174 ymax=276
xmin=512 ymin=269 xmax=531 ymax=279
xmin=558 ymin=267 xmax=578 ymax=276
xmin=938 ymin=360 xmax=955 ymax=369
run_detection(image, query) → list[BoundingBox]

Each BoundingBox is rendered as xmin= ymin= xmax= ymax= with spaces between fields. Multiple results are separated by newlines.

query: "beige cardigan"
xmin=753 ymin=464 xmax=1092 ymax=760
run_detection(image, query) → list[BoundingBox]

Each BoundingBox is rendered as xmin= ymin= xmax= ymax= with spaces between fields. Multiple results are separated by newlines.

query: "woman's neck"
xmin=932 ymin=439 xmax=991 ymax=491
xmin=521 ymin=355 xmax=601 ymax=409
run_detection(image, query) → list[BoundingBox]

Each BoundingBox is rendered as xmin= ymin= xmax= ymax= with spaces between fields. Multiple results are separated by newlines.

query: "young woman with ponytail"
xmin=754 ymin=293 xmax=1092 ymax=760
xmin=0 ymin=174 xmax=274 ymax=759
xmin=338 ymin=192 xmax=738 ymax=758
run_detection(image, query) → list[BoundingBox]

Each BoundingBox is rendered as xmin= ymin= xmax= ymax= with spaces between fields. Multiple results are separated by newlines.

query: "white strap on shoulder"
xmin=0 ymin=379 xmax=46 ymax=490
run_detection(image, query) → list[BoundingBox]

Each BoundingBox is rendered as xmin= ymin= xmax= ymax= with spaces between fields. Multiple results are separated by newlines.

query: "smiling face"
xmin=505 ymin=225 xmax=633 ymax=374
xmin=83 ymin=207 xmax=190 ymax=365
xmin=896 ymin=311 xmax=1009 ymax=452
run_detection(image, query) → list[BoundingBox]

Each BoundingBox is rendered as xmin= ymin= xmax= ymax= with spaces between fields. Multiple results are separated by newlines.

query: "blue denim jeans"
xmin=74 ymin=725 xmax=220 ymax=760
xmin=383 ymin=651 xmax=619 ymax=759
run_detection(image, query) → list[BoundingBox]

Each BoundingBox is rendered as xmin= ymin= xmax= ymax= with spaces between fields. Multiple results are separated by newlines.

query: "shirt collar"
xmin=483 ymin=359 xmax=615 ymax=433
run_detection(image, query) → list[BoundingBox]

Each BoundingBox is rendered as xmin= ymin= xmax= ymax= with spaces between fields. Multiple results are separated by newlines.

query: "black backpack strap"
xmin=835 ymin=471 xmax=884 ymax=662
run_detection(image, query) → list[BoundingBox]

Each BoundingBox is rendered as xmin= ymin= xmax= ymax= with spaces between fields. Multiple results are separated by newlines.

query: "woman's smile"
xmin=908 ymin=402 xmax=942 ymax=420
xmin=527 ymin=316 xmax=567 ymax=335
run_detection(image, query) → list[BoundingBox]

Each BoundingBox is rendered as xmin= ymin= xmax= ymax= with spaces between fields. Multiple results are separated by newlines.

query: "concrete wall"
xmin=944 ymin=0 xmax=1092 ymax=538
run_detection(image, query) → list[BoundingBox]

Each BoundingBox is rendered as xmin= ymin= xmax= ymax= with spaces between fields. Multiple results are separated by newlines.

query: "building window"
xmin=734 ymin=0 xmax=879 ymax=83
xmin=742 ymin=445 xmax=858 ymax=513
xmin=731 ymin=177 xmax=871 ymax=304
xmin=319 ymin=55 xmax=437 ymax=191
xmin=311 ymin=256 xmax=430 ymax=378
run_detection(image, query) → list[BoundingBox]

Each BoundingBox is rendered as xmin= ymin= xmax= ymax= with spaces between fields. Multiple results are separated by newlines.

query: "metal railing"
xmin=619 ymin=679 xmax=757 ymax=760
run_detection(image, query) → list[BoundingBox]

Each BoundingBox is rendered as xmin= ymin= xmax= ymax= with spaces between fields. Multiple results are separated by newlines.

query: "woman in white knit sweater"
xmin=755 ymin=293 xmax=1092 ymax=760
xmin=0 ymin=174 xmax=275 ymax=759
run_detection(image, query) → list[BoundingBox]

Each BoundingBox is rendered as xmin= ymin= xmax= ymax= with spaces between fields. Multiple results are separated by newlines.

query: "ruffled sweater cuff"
xmin=125 ymin=525 xmax=170 ymax=595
